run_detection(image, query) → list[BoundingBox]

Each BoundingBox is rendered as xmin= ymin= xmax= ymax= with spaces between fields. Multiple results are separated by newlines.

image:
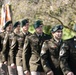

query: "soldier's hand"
xmin=24 ymin=70 xmax=30 ymax=75
xmin=11 ymin=63 xmax=16 ymax=68
xmin=0 ymin=62 xmax=3 ymax=67
xmin=47 ymin=70 xmax=54 ymax=75
xmin=4 ymin=61 xmax=7 ymax=65
xmin=67 ymin=72 xmax=74 ymax=75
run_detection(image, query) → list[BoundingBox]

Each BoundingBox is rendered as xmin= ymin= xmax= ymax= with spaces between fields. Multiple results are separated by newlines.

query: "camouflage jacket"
xmin=1 ymin=31 xmax=13 ymax=64
xmin=10 ymin=31 xmax=31 ymax=66
xmin=40 ymin=38 xmax=63 ymax=75
xmin=23 ymin=32 xmax=51 ymax=71
xmin=0 ymin=31 xmax=6 ymax=52
xmin=59 ymin=36 xmax=76 ymax=75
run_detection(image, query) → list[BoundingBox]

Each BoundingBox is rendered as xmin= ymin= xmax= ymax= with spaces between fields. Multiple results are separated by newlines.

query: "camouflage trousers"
xmin=8 ymin=66 xmax=18 ymax=75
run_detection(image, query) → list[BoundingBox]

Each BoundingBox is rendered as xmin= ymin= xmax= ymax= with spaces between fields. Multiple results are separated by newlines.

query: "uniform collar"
xmin=13 ymin=30 xmax=20 ymax=34
xmin=22 ymin=31 xmax=29 ymax=35
xmin=53 ymin=37 xmax=62 ymax=43
xmin=35 ymin=32 xmax=43 ymax=37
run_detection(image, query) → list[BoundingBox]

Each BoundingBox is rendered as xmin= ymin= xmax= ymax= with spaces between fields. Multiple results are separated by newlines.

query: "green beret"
xmin=34 ymin=20 xmax=43 ymax=29
xmin=13 ymin=21 xmax=20 ymax=29
xmin=21 ymin=19 xmax=29 ymax=27
xmin=4 ymin=20 xmax=12 ymax=29
xmin=51 ymin=25 xmax=63 ymax=33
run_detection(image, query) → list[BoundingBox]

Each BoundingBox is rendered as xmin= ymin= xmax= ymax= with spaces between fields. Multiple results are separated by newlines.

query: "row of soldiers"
xmin=0 ymin=18 xmax=76 ymax=75
xmin=0 ymin=19 xmax=51 ymax=75
xmin=0 ymin=19 xmax=31 ymax=75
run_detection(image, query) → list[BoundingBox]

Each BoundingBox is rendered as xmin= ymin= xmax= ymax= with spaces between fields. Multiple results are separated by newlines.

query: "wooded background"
xmin=0 ymin=0 xmax=76 ymax=39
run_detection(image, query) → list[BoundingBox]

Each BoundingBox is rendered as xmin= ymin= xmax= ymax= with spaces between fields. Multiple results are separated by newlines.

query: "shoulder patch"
xmin=60 ymin=49 xmax=65 ymax=56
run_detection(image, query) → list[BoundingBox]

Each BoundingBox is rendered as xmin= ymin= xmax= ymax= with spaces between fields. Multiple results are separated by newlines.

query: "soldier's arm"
xmin=0 ymin=33 xmax=3 ymax=52
xmin=10 ymin=36 xmax=17 ymax=64
xmin=40 ymin=41 xmax=52 ymax=74
xmin=23 ymin=36 xmax=31 ymax=72
xmin=59 ymin=42 xmax=72 ymax=75
xmin=0 ymin=36 xmax=2 ymax=51
xmin=1 ymin=33 xmax=8 ymax=62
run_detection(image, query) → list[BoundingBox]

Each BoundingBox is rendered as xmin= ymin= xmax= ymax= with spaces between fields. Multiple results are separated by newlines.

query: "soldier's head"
xmin=21 ymin=19 xmax=29 ymax=32
xmin=34 ymin=20 xmax=43 ymax=34
xmin=51 ymin=25 xmax=63 ymax=40
xmin=13 ymin=21 xmax=20 ymax=33
xmin=4 ymin=20 xmax=12 ymax=32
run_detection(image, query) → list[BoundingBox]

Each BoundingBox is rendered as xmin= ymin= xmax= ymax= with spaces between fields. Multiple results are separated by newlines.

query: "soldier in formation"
xmin=1 ymin=19 xmax=74 ymax=75
xmin=59 ymin=25 xmax=76 ymax=75
xmin=0 ymin=21 xmax=13 ymax=75
xmin=23 ymin=20 xmax=51 ymax=75
xmin=40 ymin=25 xmax=63 ymax=75
xmin=10 ymin=19 xmax=31 ymax=75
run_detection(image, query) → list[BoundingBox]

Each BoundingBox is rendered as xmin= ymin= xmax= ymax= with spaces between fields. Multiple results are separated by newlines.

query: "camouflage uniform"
xmin=10 ymin=31 xmax=31 ymax=75
xmin=59 ymin=36 xmax=76 ymax=75
xmin=23 ymin=32 xmax=51 ymax=72
xmin=40 ymin=38 xmax=63 ymax=75
xmin=1 ymin=20 xmax=17 ymax=75
xmin=40 ymin=24 xmax=63 ymax=75
xmin=1 ymin=20 xmax=13 ymax=64
xmin=0 ymin=31 xmax=8 ymax=75
xmin=0 ymin=34 xmax=2 ymax=63
xmin=2 ymin=32 xmax=13 ymax=63
xmin=0 ymin=31 xmax=5 ymax=63
xmin=1 ymin=31 xmax=18 ymax=75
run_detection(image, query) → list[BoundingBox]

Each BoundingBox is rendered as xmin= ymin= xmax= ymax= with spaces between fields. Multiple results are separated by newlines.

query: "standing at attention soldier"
xmin=11 ymin=19 xmax=31 ymax=75
xmin=23 ymin=20 xmax=51 ymax=75
xmin=40 ymin=25 xmax=63 ymax=75
xmin=59 ymin=25 xmax=76 ymax=75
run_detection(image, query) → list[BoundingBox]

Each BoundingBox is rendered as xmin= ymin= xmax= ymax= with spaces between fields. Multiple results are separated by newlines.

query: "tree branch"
xmin=45 ymin=11 xmax=76 ymax=32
